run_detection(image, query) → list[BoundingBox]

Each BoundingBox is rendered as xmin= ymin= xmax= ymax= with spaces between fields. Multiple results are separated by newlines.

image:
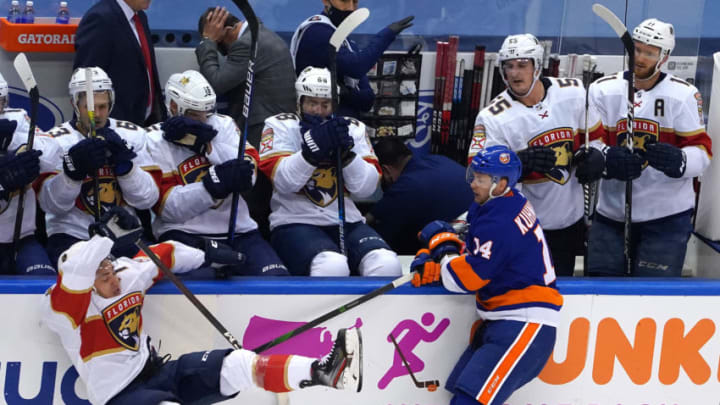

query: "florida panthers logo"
xmin=303 ymin=166 xmax=338 ymax=207
xmin=616 ymin=118 xmax=659 ymax=168
xmin=178 ymin=155 xmax=210 ymax=185
xmin=79 ymin=166 xmax=122 ymax=216
xmin=528 ymin=127 xmax=574 ymax=184
xmin=103 ymin=292 xmax=144 ymax=351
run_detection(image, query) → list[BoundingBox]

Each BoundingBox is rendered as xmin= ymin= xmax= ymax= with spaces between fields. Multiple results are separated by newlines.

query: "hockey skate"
xmin=301 ymin=328 xmax=363 ymax=392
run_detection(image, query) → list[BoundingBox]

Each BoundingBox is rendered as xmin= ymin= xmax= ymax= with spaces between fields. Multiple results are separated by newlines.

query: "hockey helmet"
xmin=68 ymin=67 xmax=115 ymax=116
xmin=295 ymin=66 xmax=332 ymax=105
xmin=498 ymin=33 xmax=544 ymax=97
xmin=467 ymin=145 xmax=522 ymax=195
xmin=57 ymin=235 xmax=114 ymax=278
xmin=633 ymin=18 xmax=675 ymax=59
xmin=165 ymin=70 xmax=216 ymax=117
xmin=0 ymin=72 xmax=7 ymax=112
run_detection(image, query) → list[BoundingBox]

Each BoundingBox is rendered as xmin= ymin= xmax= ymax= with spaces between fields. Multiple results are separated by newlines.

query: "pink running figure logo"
xmin=242 ymin=315 xmax=363 ymax=357
xmin=378 ymin=312 xmax=450 ymax=389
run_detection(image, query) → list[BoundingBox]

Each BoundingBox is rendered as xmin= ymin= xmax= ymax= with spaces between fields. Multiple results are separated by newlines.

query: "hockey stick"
xmin=84 ymin=67 xmax=101 ymax=221
xmin=253 ymin=272 xmax=414 ymax=354
xmin=11 ymin=53 xmax=39 ymax=250
xmin=389 ymin=334 xmax=439 ymax=391
xmin=227 ymin=0 xmax=259 ymax=244
xmin=328 ymin=8 xmax=370 ymax=256
xmin=592 ymin=3 xmax=635 ymax=274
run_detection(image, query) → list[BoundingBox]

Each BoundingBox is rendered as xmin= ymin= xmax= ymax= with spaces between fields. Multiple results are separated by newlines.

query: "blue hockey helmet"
xmin=466 ymin=145 xmax=522 ymax=190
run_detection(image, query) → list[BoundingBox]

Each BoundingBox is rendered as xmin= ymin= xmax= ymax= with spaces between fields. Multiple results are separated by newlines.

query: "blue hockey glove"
xmin=161 ymin=116 xmax=218 ymax=155
xmin=0 ymin=119 xmax=18 ymax=151
xmin=63 ymin=137 xmax=107 ymax=181
xmin=410 ymin=249 xmax=440 ymax=287
xmin=604 ymin=146 xmax=643 ymax=181
xmin=88 ymin=206 xmax=143 ymax=248
xmin=419 ymin=220 xmax=463 ymax=260
xmin=417 ymin=220 xmax=454 ymax=246
xmin=0 ymin=149 xmax=42 ymax=200
xmin=574 ymin=147 xmax=605 ymax=184
xmin=645 ymin=142 xmax=686 ymax=178
xmin=97 ymin=127 xmax=136 ymax=176
xmin=300 ymin=116 xmax=351 ymax=166
xmin=202 ymin=158 xmax=254 ymax=200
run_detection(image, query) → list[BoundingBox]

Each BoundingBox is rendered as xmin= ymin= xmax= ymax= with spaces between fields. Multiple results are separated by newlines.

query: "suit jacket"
xmin=74 ymin=0 xmax=167 ymax=125
xmin=196 ymin=22 xmax=296 ymax=147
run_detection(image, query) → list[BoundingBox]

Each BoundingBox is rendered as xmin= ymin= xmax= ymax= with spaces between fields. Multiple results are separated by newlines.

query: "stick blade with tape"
xmin=329 ymin=8 xmax=369 ymax=51
xmin=13 ymin=53 xmax=37 ymax=92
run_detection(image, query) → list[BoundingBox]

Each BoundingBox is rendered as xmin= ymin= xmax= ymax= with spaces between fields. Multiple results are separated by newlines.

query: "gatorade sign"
xmin=0 ymin=17 xmax=77 ymax=52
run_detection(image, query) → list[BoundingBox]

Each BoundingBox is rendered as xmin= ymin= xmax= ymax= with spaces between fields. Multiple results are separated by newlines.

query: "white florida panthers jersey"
xmin=145 ymin=113 xmax=259 ymax=238
xmin=588 ymin=72 xmax=712 ymax=222
xmin=259 ymin=113 xmax=380 ymax=229
xmin=38 ymin=119 xmax=159 ymax=240
xmin=468 ymin=77 xmax=604 ymax=230
xmin=0 ymin=108 xmax=62 ymax=242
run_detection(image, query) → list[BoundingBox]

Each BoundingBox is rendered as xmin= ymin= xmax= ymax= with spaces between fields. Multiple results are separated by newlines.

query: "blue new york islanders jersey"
xmin=439 ymin=189 xmax=563 ymax=326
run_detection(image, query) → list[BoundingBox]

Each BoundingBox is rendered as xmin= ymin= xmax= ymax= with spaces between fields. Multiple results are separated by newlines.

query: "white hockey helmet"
xmin=0 ymin=72 xmax=8 ymax=112
xmin=498 ymin=33 xmax=544 ymax=97
xmin=633 ymin=18 xmax=675 ymax=59
xmin=165 ymin=70 xmax=216 ymax=117
xmin=295 ymin=66 xmax=332 ymax=106
xmin=68 ymin=67 xmax=115 ymax=115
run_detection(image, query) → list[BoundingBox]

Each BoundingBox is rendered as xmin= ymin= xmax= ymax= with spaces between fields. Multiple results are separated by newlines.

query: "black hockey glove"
xmin=517 ymin=146 xmax=556 ymax=176
xmin=63 ymin=137 xmax=107 ymax=181
xmin=645 ymin=142 xmax=686 ymax=178
xmin=202 ymin=158 xmax=255 ymax=200
xmin=604 ymin=146 xmax=644 ymax=181
xmin=0 ymin=149 xmax=42 ymax=200
xmin=573 ymin=147 xmax=605 ymax=184
xmin=387 ymin=16 xmax=414 ymax=34
xmin=161 ymin=116 xmax=218 ymax=155
xmin=88 ymin=206 xmax=143 ymax=248
xmin=204 ymin=239 xmax=246 ymax=278
xmin=0 ymin=119 xmax=18 ymax=151
xmin=97 ymin=127 xmax=136 ymax=176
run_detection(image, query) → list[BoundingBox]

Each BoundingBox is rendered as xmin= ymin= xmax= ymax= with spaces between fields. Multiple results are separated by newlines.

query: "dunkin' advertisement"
xmin=2 ymin=282 xmax=720 ymax=405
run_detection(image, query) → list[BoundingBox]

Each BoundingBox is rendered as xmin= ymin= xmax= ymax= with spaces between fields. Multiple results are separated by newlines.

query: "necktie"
xmin=132 ymin=13 xmax=154 ymax=114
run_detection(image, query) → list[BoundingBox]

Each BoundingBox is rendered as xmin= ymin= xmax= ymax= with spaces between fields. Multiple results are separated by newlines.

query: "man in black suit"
xmin=196 ymin=7 xmax=297 ymax=239
xmin=196 ymin=6 xmax=296 ymax=148
xmin=74 ymin=0 xmax=167 ymax=126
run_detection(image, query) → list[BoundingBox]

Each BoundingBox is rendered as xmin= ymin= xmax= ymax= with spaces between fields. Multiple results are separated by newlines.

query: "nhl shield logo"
xmin=304 ymin=166 xmax=338 ymax=207
xmin=103 ymin=292 xmax=144 ymax=351
xmin=80 ymin=166 xmax=122 ymax=216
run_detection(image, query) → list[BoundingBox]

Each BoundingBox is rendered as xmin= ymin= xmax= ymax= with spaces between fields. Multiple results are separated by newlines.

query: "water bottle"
xmin=56 ymin=1 xmax=70 ymax=24
xmin=21 ymin=0 xmax=34 ymax=24
xmin=7 ymin=0 xmax=21 ymax=23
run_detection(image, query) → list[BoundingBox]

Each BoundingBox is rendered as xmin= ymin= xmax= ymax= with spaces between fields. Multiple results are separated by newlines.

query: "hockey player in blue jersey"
xmin=412 ymin=145 xmax=563 ymax=405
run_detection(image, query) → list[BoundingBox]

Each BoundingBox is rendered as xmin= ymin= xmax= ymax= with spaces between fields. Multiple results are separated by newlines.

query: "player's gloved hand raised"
xmin=644 ymin=142 xmax=686 ymax=178
xmin=0 ymin=149 xmax=42 ymax=200
xmin=604 ymin=146 xmax=643 ymax=181
xmin=161 ymin=116 xmax=218 ymax=155
xmin=0 ymin=119 xmax=18 ymax=151
xmin=202 ymin=158 xmax=254 ymax=200
xmin=63 ymin=137 xmax=107 ymax=181
xmin=387 ymin=16 xmax=414 ymax=34
xmin=300 ymin=115 xmax=341 ymax=166
xmin=418 ymin=220 xmax=464 ymax=261
xmin=573 ymin=147 xmax=605 ymax=184
xmin=411 ymin=249 xmax=441 ymax=287
xmin=97 ymin=127 xmax=136 ymax=176
xmin=517 ymin=146 xmax=556 ymax=176
xmin=88 ymin=206 xmax=143 ymax=248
